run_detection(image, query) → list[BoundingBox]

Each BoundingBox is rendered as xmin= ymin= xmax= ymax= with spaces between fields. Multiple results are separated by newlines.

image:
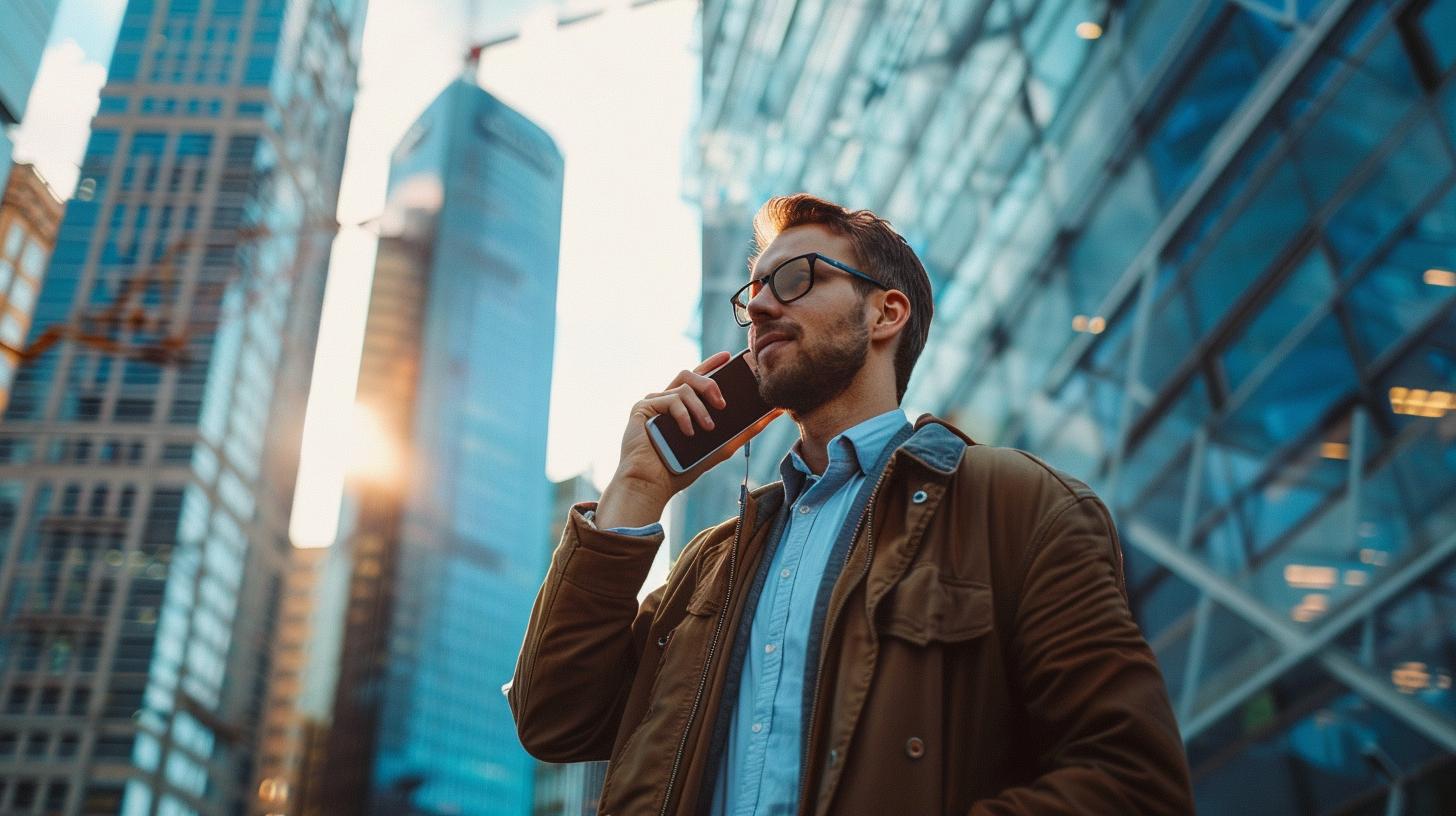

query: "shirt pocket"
xmin=877 ymin=561 xmax=993 ymax=646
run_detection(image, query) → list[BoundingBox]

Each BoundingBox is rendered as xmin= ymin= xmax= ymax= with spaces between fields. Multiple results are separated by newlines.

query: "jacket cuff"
xmin=581 ymin=508 xmax=665 ymax=538
xmin=555 ymin=501 xmax=664 ymax=599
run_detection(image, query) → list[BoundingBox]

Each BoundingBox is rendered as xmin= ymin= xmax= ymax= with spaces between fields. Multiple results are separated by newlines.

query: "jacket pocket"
xmin=877 ymin=562 xmax=993 ymax=646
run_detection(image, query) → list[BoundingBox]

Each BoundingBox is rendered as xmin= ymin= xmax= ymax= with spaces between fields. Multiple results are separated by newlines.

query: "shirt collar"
xmin=778 ymin=408 xmax=910 ymax=506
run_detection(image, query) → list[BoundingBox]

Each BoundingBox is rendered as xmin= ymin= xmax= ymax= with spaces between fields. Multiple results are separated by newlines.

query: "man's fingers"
xmin=673 ymin=383 xmax=715 ymax=431
xmin=692 ymin=350 xmax=731 ymax=375
xmin=663 ymin=398 xmax=695 ymax=436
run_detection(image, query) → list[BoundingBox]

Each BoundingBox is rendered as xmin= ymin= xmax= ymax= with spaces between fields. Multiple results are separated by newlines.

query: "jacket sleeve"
xmin=508 ymin=501 xmax=668 ymax=763
xmin=970 ymin=496 xmax=1195 ymax=816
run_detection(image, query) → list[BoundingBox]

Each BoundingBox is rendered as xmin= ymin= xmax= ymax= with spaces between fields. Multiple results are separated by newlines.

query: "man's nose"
xmin=746 ymin=282 xmax=781 ymax=322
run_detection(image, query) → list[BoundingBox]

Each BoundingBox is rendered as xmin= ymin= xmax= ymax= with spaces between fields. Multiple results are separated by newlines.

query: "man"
xmin=510 ymin=194 xmax=1193 ymax=814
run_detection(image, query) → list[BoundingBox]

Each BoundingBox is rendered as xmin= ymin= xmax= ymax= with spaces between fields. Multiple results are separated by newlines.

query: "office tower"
xmin=247 ymin=543 xmax=327 ymax=816
xmin=697 ymin=1 xmax=1456 ymax=812
xmin=0 ymin=162 xmax=63 ymax=410
xmin=0 ymin=0 xmax=61 ymax=192
xmin=532 ymin=473 xmax=608 ymax=816
xmin=317 ymin=78 xmax=563 ymax=816
xmin=0 ymin=0 xmax=366 ymax=813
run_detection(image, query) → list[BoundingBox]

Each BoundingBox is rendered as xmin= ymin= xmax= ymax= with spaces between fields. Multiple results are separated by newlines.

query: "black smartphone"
xmin=646 ymin=349 xmax=776 ymax=475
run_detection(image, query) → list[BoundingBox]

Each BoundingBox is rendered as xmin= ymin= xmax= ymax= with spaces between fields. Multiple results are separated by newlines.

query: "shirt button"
xmin=764 ymin=643 xmax=776 ymax=653
xmin=911 ymin=489 xmax=928 ymax=504
xmin=905 ymin=736 xmax=925 ymax=759
xmin=799 ymin=505 xmax=812 ymax=514
xmin=780 ymin=568 xmax=791 ymax=579
xmin=752 ymin=722 xmax=763 ymax=733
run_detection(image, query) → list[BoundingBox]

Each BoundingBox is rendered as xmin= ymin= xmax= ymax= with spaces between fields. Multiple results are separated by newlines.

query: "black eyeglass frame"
xmin=730 ymin=252 xmax=890 ymax=327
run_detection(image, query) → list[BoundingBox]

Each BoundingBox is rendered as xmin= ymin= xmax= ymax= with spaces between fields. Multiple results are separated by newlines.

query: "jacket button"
xmin=657 ymin=634 xmax=669 ymax=647
xmin=905 ymin=736 xmax=925 ymax=759
xmin=911 ymin=489 xmax=928 ymax=504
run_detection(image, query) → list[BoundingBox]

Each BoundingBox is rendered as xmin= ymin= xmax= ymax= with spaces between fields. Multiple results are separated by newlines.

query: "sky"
xmin=13 ymin=0 xmax=704 ymax=566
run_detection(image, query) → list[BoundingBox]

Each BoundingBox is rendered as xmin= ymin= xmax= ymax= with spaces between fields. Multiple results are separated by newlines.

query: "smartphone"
xmin=646 ymin=349 xmax=776 ymax=475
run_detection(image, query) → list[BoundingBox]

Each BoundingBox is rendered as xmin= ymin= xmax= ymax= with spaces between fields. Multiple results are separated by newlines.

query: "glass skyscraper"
xmin=695 ymin=0 xmax=1456 ymax=812
xmin=0 ymin=0 xmax=365 ymax=813
xmin=317 ymin=78 xmax=563 ymax=816
xmin=0 ymin=0 xmax=61 ymax=192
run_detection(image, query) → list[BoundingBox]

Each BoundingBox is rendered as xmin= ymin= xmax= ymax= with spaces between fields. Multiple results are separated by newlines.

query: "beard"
xmin=755 ymin=305 xmax=870 ymax=415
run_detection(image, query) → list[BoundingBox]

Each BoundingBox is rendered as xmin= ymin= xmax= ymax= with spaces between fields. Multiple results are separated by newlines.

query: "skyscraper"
xmin=317 ymin=78 xmax=563 ymax=816
xmin=0 ymin=0 xmax=365 ymax=813
xmin=0 ymin=0 xmax=61 ymax=192
xmin=532 ymin=473 xmax=607 ymax=816
xmin=697 ymin=0 xmax=1456 ymax=812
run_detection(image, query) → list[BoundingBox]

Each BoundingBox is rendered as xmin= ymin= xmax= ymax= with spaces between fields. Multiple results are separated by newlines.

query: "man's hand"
xmin=595 ymin=351 xmax=782 ymax=530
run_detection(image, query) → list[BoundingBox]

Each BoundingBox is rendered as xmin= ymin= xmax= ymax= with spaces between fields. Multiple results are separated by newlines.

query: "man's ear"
xmin=870 ymin=290 xmax=911 ymax=344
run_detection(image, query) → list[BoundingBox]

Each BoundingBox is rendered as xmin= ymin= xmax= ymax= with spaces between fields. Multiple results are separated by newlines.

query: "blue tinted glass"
xmin=1144 ymin=11 xmax=1289 ymax=202
xmin=1222 ymin=250 xmax=1335 ymax=390
xmin=1188 ymin=161 xmax=1310 ymax=332
xmin=1324 ymin=116 xmax=1452 ymax=273
xmin=1219 ymin=315 xmax=1357 ymax=452
xmin=1416 ymin=0 xmax=1455 ymax=72
xmin=1343 ymin=194 xmax=1456 ymax=364
xmin=1066 ymin=160 xmax=1161 ymax=313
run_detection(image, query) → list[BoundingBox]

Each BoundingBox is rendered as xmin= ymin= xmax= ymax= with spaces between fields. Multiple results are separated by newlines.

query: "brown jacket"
xmin=510 ymin=415 xmax=1193 ymax=815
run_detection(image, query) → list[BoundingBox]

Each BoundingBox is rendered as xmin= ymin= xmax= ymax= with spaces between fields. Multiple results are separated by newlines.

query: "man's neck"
xmin=791 ymin=392 xmax=899 ymax=475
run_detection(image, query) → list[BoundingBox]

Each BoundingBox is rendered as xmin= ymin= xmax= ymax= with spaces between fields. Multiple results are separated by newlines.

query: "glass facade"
xmin=0 ymin=1 xmax=365 ymax=814
xmin=318 ymin=79 xmax=563 ymax=816
xmin=696 ymin=0 xmax=1456 ymax=811
xmin=0 ymin=0 xmax=61 ymax=193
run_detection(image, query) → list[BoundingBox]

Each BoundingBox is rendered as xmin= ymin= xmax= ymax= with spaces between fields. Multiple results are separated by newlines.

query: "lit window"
xmin=3 ymin=223 xmax=22 ymax=257
xmin=8 ymin=278 xmax=34 ymax=313
xmin=0 ymin=314 xmax=23 ymax=347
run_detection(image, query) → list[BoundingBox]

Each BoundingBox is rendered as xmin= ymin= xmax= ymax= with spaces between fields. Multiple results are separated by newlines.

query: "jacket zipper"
xmin=657 ymin=483 xmax=747 ymax=816
xmin=796 ymin=462 xmax=894 ymax=814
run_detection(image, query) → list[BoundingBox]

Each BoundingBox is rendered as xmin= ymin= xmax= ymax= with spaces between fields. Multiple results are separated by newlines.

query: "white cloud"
xmin=12 ymin=38 xmax=107 ymax=199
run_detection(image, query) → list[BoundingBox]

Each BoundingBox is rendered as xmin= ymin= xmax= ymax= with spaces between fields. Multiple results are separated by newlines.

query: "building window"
xmin=0 ymin=314 xmax=23 ymax=347
xmin=20 ymin=244 xmax=45 ymax=278
xmin=8 ymin=277 xmax=35 ymax=313
xmin=3 ymin=223 xmax=22 ymax=257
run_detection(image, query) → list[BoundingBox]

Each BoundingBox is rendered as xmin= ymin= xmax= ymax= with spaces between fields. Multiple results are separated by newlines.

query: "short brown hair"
xmin=751 ymin=193 xmax=934 ymax=403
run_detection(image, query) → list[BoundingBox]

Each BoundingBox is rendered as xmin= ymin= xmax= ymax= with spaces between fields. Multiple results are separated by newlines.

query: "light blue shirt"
xmin=712 ymin=408 xmax=909 ymax=816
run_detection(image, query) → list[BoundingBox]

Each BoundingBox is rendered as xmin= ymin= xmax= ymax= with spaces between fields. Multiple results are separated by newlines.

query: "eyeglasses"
xmin=730 ymin=252 xmax=889 ymax=327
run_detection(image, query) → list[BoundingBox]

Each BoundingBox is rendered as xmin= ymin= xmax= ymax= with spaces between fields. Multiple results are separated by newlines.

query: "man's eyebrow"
xmin=748 ymin=257 xmax=780 ymax=281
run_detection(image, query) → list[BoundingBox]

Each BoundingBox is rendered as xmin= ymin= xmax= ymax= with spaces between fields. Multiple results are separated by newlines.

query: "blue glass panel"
xmin=1188 ymin=161 xmax=1311 ymax=333
xmin=1324 ymin=116 xmax=1452 ymax=273
xmin=1192 ymin=689 xmax=1446 ymax=815
xmin=1416 ymin=0 xmax=1456 ymax=73
xmin=1222 ymin=249 xmax=1335 ymax=391
xmin=1066 ymin=159 xmax=1162 ymax=313
xmin=1144 ymin=10 xmax=1289 ymax=203
xmin=1140 ymin=289 xmax=1199 ymax=391
xmin=1290 ymin=22 xmax=1425 ymax=210
xmin=1219 ymin=315 xmax=1357 ymax=452
xmin=1343 ymin=185 xmax=1456 ymax=364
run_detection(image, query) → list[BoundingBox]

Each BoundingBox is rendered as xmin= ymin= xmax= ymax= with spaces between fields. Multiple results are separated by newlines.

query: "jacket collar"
xmin=744 ymin=413 xmax=974 ymax=519
xmin=901 ymin=414 xmax=976 ymax=475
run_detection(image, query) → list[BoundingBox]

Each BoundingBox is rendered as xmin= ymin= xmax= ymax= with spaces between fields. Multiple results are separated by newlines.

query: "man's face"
xmin=746 ymin=224 xmax=873 ymax=415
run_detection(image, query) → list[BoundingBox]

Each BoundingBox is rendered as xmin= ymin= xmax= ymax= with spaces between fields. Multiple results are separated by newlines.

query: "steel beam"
xmin=1125 ymin=519 xmax=1456 ymax=750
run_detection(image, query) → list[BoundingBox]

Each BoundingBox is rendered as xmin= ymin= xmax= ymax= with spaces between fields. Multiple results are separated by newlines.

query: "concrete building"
xmin=0 ymin=162 xmax=63 ymax=411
